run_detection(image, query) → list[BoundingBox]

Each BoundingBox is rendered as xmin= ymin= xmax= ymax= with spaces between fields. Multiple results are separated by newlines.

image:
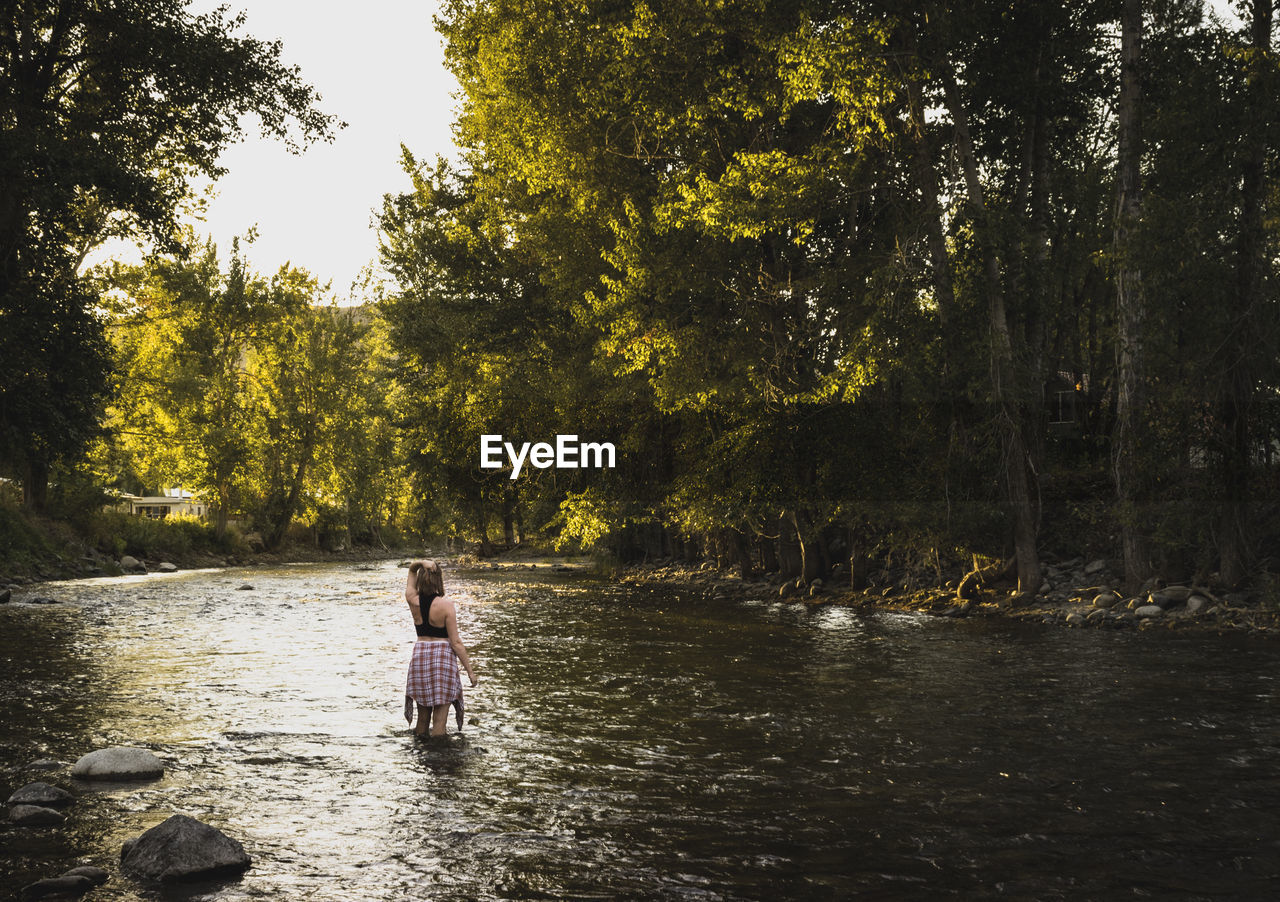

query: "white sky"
xmin=97 ymin=0 xmax=460 ymax=300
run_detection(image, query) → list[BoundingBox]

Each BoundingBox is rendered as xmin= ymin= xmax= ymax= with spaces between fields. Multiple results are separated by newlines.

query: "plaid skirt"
xmin=404 ymin=640 xmax=464 ymax=729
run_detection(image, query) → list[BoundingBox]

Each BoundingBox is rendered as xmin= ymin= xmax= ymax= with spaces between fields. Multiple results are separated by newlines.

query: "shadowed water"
xmin=2 ymin=561 xmax=1279 ymax=899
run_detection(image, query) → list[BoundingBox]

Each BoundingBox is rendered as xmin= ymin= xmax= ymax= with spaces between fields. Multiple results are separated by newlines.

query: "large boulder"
xmin=71 ymin=747 xmax=164 ymax=781
xmin=119 ymin=555 xmax=147 ymax=573
xmin=7 ymin=782 xmax=73 ymax=807
xmin=121 ymin=814 xmax=251 ymax=883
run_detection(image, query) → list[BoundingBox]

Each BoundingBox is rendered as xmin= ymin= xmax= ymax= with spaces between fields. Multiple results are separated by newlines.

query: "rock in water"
xmin=9 ymin=805 xmax=66 ymax=826
xmin=121 ymin=814 xmax=251 ymax=883
xmin=71 ymin=747 xmax=164 ymax=781
xmin=7 ymin=782 xmax=73 ymax=807
xmin=61 ymin=866 xmax=109 ymax=886
xmin=20 ymin=875 xmax=94 ymax=900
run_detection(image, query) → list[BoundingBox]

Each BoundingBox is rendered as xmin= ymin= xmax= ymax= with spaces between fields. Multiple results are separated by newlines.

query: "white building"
xmin=121 ymin=488 xmax=209 ymax=520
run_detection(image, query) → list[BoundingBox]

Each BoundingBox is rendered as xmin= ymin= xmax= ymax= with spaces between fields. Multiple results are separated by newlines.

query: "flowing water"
xmin=1 ymin=561 xmax=1279 ymax=900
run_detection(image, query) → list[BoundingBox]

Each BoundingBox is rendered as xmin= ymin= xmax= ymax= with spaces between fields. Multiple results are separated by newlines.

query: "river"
xmin=1 ymin=561 xmax=1278 ymax=900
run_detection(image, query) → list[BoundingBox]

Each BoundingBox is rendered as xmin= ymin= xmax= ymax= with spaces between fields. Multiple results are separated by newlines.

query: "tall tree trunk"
xmin=215 ymin=483 xmax=230 ymax=539
xmin=905 ymin=56 xmax=958 ymax=379
xmin=940 ymin=68 xmax=1042 ymax=596
xmin=266 ymin=459 xmax=308 ymax=551
xmin=778 ymin=512 xmax=803 ymax=579
xmin=1114 ymin=0 xmax=1149 ymax=592
xmin=1219 ymin=0 xmax=1272 ymax=587
xmin=502 ymin=487 xmax=516 ymax=547
xmin=22 ymin=458 xmax=48 ymax=512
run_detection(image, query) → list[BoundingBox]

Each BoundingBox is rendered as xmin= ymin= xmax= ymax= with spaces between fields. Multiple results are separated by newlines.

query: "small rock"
xmin=71 ymin=747 xmax=164 ymax=781
xmin=1065 ymin=613 xmax=1086 ymax=627
xmin=1162 ymin=585 xmax=1192 ymax=603
xmin=236 ymin=584 xmax=254 ymax=591
xmin=25 ymin=759 xmax=66 ymax=772
xmin=1084 ymin=559 xmax=1107 ymax=576
xmin=1135 ymin=604 xmax=1165 ymax=618
xmin=119 ymin=555 xmax=147 ymax=573
xmin=7 ymin=782 xmax=73 ymax=808
xmin=20 ymin=875 xmax=94 ymax=900
xmin=808 ymin=584 xmax=823 ymax=597
xmin=1148 ymin=592 xmax=1174 ymax=610
xmin=121 ymin=813 xmax=252 ymax=883
xmin=1092 ymin=591 xmax=1121 ymax=608
xmin=1185 ymin=596 xmax=1209 ymax=615
xmin=9 ymin=804 xmax=66 ymax=826
xmin=0 ymin=587 xmax=10 ymax=603
xmin=60 ymin=866 xmax=108 ymax=886
xmin=810 ymin=578 xmax=824 ymax=590
xmin=158 ymin=562 xmax=178 ymax=572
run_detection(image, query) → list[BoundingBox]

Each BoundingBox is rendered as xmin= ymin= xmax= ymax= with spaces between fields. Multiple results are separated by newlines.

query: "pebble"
xmin=1135 ymin=604 xmax=1165 ymax=618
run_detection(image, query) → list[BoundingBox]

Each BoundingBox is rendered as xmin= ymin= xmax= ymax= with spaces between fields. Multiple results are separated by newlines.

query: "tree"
xmin=110 ymin=242 xmax=269 ymax=536
xmin=0 ymin=0 xmax=337 ymax=507
xmin=1216 ymin=0 xmax=1275 ymax=585
xmin=1114 ymin=0 xmax=1149 ymax=592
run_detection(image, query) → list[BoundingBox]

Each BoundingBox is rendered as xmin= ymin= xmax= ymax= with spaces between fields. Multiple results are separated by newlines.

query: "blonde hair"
xmin=410 ymin=560 xmax=445 ymax=598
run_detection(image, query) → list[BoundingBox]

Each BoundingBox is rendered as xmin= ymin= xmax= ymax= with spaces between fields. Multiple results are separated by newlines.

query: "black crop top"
xmin=415 ymin=594 xmax=449 ymax=638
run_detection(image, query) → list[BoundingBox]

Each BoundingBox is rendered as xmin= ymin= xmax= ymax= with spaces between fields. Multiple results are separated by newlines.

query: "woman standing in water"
xmin=404 ymin=560 xmax=477 ymax=737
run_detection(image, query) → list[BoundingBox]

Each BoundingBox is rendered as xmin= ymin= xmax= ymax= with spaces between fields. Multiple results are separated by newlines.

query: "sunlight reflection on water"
xmin=2 ymin=562 xmax=1280 ymax=900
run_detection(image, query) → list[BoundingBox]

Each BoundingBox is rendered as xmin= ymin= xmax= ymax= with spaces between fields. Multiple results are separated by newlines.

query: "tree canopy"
xmin=372 ymin=0 xmax=1280 ymax=590
xmin=0 ymin=0 xmax=338 ymax=507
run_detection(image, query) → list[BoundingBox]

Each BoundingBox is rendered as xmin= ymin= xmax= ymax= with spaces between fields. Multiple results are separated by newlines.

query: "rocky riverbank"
xmin=0 ymin=542 xmax=419 ymax=591
xmin=617 ymin=557 xmax=1280 ymax=638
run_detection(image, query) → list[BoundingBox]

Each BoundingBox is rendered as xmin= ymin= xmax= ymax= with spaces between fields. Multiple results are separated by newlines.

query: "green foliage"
xmin=0 ymin=504 xmax=52 ymax=571
xmin=366 ymin=0 xmax=1269 ymax=583
xmin=84 ymin=512 xmax=223 ymax=559
xmin=0 ymin=0 xmax=336 ymax=509
xmin=103 ymin=245 xmax=404 ymax=549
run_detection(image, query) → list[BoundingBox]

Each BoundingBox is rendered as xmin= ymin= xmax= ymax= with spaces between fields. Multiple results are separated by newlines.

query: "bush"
xmin=0 ymin=504 xmax=51 ymax=572
xmin=86 ymin=511 xmax=223 ymax=559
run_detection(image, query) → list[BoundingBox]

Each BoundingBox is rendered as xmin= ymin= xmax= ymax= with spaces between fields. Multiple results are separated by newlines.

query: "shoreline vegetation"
xmin=8 ymin=512 xmax=1270 ymax=640
xmin=463 ymin=545 xmax=1280 ymax=638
